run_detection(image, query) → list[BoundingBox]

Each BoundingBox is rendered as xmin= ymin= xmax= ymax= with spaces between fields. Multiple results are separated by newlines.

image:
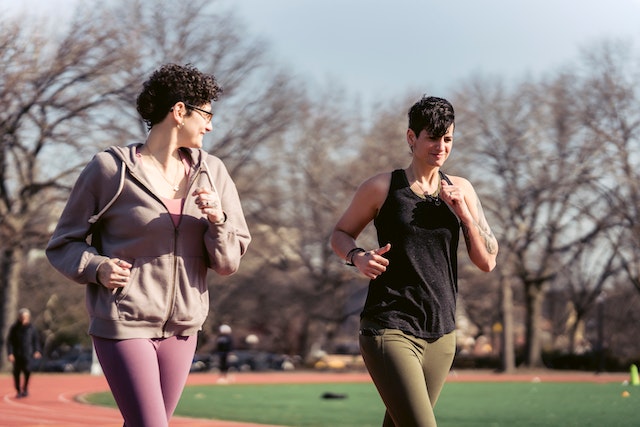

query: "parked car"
xmin=190 ymin=353 xmax=214 ymax=372
xmin=189 ymin=350 xmax=296 ymax=373
xmin=224 ymin=350 xmax=291 ymax=372
xmin=36 ymin=349 xmax=93 ymax=373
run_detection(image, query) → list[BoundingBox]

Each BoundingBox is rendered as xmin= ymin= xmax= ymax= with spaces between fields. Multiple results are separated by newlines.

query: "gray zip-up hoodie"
xmin=46 ymin=144 xmax=251 ymax=340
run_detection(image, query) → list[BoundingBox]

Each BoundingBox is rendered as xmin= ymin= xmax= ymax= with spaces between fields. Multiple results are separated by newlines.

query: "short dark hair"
xmin=408 ymin=96 xmax=455 ymax=138
xmin=136 ymin=63 xmax=222 ymax=130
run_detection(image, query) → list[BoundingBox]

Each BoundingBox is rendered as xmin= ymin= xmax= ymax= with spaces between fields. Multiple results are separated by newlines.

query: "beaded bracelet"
xmin=345 ymin=247 xmax=366 ymax=266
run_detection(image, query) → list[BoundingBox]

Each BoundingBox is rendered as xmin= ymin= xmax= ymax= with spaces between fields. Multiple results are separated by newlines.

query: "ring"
xmin=449 ymin=192 xmax=452 ymax=197
xmin=204 ymin=201 xmax=209 ymax=207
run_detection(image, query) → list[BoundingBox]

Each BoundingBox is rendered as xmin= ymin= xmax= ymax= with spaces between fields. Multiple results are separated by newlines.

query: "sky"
xmin=4 ymin=0 xmax=640 ymax=104
xmin=223 ymin=0 xmax=640 ymax=102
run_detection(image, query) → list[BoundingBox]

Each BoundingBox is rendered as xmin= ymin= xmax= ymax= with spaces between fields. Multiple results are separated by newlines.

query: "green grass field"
xmin=86 ymin=380 xmax=639 ymax=426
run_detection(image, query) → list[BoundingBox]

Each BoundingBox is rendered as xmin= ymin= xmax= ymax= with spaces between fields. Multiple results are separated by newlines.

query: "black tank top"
xmin=362 ymin=169 xmax=460 ymax=339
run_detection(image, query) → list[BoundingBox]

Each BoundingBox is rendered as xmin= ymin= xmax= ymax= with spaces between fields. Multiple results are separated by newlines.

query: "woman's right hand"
xmin=353 ymin=244 xmax=391 ymax=280
xmin=97 ymin=258 xmax=132 ymax=289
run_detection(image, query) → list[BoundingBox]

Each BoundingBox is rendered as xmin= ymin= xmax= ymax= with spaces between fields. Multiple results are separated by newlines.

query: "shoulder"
xmin=85 ymin=150 xmax=121 ymax=177
xmin=349 ymin=171 xmax=394 ymax=214
xmin=78 ymin=151 xmax=125 ymax=191
xmin=191 ymin=149 xmax=229 ymax=173
xmin=444 ymin=174 xmax=474 ymax=191
xmin=444 ymin=174 xmax=482 ymax=205
xmin=359 ymin=171 xmax=393 ymax=194
xmin=201 ymin=150 xmax=223 ymax=165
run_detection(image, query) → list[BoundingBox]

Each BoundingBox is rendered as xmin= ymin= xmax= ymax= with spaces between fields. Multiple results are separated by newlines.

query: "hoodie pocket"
xmin=171 ymin=255 xmax=209 ymax=324
xmin=114 ymin=256 xmax=173 ymax=322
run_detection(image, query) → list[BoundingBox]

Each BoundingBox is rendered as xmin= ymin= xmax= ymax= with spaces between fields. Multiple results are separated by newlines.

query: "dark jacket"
xmin=7 ymin=322 xmax=41 ymax=360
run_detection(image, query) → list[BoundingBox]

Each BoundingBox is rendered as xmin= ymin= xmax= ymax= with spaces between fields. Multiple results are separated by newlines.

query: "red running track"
xmin=0 ymin=370 xmax=628 ymax=427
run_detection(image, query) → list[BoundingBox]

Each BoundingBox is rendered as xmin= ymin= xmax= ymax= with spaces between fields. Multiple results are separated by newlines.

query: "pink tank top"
xmin=163 ymin=198 xmax=185 ymax=227
xmin=137 ymin=147 xmax=190 ymax=227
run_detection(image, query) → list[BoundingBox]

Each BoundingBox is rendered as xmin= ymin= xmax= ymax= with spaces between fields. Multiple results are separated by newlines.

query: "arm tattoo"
xmin=462 ymin=199 xmax=498 ymax=255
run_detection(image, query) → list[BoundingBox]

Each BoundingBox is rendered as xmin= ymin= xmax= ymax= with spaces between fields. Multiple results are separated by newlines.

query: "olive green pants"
xmin=359 ymin=319 xmax=456 ymax=427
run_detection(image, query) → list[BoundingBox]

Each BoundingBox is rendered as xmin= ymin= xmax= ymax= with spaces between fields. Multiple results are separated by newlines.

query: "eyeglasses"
xmin=185 ymin=103 xmax=213 ymax=123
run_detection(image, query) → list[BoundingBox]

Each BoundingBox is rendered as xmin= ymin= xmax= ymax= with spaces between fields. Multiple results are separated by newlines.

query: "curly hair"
xmin=408 ymin=96 xmax=455 ymax=138
xmin=136 ymin=63 xmax=222 ymax=130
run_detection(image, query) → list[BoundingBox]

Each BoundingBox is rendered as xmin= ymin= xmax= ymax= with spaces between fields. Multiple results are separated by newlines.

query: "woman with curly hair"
xmin=46 ymin=63 xmax=251 ymax=427
xmin=331 ymin=96 xmax=498 ymax=426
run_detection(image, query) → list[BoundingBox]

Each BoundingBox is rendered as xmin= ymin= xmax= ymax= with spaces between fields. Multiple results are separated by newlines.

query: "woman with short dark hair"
xmin=331 ymin=95 xmax=498 ymax=427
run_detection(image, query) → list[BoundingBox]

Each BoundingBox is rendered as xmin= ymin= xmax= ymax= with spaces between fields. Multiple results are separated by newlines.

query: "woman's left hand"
xmin=193 ymin=187 xmax=225 ymax=224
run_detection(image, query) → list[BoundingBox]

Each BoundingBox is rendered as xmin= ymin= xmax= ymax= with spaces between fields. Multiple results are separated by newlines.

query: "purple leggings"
xmin=92 ymin=335 xmax=197 ymax=427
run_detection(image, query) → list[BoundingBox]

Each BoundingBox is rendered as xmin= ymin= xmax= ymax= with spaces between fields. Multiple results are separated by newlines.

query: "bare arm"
xmin=441 ymin=177 xmax=498 ymax=272
xmin=330 ymin=173 xmax=391 ymax=279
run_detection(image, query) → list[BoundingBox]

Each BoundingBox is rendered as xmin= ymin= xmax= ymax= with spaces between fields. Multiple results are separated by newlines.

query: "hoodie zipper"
xmin=162 ymin=227 xmax=180 ymax=336
xmin=161 ymin=163 xmax=206 ymax=336
xmin=125 ymin=163 xmax=181 ymax=337
xmin=122 ymin=147 xmax=209 ymax=336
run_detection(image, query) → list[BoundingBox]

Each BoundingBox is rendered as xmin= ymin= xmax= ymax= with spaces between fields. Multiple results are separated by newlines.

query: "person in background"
xmin=331 ymin=95 xmax=498 ymax=426
xmin=46 ymin=63 xmax=251 ymax=427
xmin=7 ymin=308 xmax=42 ymax=398
xmin=215 ymin=324 xmax=233 ymax=383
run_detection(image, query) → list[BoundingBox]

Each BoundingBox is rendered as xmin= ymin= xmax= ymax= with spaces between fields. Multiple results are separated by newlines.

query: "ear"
xmin=170 ymin=101 xmax=187 ymax=123
xmin=407 ymin=129 xmax=417 ymax=141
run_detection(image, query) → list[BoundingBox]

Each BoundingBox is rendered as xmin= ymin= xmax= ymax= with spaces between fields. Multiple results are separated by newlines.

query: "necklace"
xmin=147 ymin=150 xmax=183 ymax=192
xmin=410 ymin=169 xmax=442 ymax=205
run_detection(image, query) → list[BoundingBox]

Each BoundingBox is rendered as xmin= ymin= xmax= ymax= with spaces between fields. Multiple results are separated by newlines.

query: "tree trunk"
xmin=567 ymin=309 xmax=585 ymax=354
xmin=298 ymin=316 xmax=311 ymax=360
xmin=500 ymin=274 xmax=516 ymax=372
xmin=0 ymin=248 xmax=23 ymax=370
xmin=525 ymin=282 xmax=547 ymax=367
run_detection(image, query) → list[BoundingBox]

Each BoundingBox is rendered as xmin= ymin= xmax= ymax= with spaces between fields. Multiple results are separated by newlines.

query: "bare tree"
xmin=552 ymin=235 xmax=619 ymax=354
xmin=222 ymin=86 xmax=366 ymax=358
xmin=578 ymin=40 xmax=640 ymax=294
xmin=454 ymin=66 xmax=614 ymax=368
xmin=0 ymin=10 xmax=139 ymax=366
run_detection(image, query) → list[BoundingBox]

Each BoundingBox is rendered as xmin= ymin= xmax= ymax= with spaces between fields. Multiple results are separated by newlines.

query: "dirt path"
xmin=0 ymin=370 xmax=629 ymax=427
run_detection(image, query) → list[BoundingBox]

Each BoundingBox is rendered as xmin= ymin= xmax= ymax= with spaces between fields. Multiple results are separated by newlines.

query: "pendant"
xmin=425 ymin=194 xmax=441 ymax=206
xmin=173 ymin=184 xmax=180 ymax=191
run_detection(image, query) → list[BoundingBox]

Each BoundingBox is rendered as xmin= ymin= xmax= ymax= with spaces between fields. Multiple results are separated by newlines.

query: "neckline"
xmin=136 ymin=146 xmax=191 ymax=200
xmin=402 ymin=169 xmax=443 ymax=204
xmin=403 ymin=169 xmax=441 ymax=194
